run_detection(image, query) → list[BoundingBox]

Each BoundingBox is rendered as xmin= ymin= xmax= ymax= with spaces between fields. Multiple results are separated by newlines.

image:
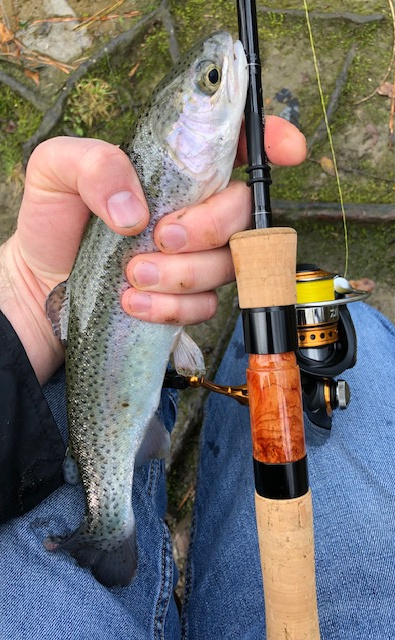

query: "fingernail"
xmin=107 ymin=191 xmax=146 ymax=228
xmin=159 ymin=224 xmax=187 ymax=250
xmin=126 ymin=292 xmax=152 ymax=314
xmin=132 ymin=261 xmax=159 ymax=287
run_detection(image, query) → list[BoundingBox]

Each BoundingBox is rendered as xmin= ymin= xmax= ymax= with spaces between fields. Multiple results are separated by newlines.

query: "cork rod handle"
xmin=230 ymin=227 xmax=320 ymax=640
xmin=256 ymin=490 xmax=320 ymax=639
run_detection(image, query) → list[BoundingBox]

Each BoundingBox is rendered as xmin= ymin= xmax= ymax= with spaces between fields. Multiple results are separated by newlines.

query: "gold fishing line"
xmin=303 ymin=0 xmax=349 ymax=277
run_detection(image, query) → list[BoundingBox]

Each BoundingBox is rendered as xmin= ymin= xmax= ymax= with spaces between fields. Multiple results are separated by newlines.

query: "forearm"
xmin=0 ymin=236 xmax=64 ymax=385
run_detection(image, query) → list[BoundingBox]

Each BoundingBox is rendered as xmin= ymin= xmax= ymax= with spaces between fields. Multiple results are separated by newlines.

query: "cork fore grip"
xmin=256 ymin=490 xmax=320 ymax=639
xmin=247 ymin=352 xmax=306 ymax=464
xmin=229 ymin=228 xmax=297 ymax=309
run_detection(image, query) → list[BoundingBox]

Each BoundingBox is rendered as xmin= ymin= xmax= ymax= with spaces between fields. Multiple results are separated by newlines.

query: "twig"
xmin=308 ymin=157 xmax=395 ymax=184
xmin=355 ymin=0 xmax=395 ymax=104
xmin=30 ymin=12 xmax=140 ymax=27
xmin=389 ymin=72 xmax=395 ymax=146
xmin=307 ymin=44 xmax=357 ymax=151
xmin=257 ymin=6 xmax=385 ymax=24
xmin=160 ymin=0 xmax=180 ymax=63
xmin=0 ymin=68 xmax=49 ymax=110
xmin=18 ymin=48 xmax=76 ymax=74
xmin=0 ymin=32 xmax=76 ymax=74
xmin=22 ymin=9 xmax=160 ymax=166
xmin=177 ymin=485 xmax=195 ymax=511
xmin=73 ymin=0 xmax=126 ymax=31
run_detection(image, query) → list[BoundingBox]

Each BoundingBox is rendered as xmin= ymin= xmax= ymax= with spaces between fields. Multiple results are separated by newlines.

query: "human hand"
xmin=122 ymin=115 xmax=306 ymax=324
xmin=0 ymin=136 xmax=150 ymax=384
xmin=0 ymin=117 xmax=305 ymax=384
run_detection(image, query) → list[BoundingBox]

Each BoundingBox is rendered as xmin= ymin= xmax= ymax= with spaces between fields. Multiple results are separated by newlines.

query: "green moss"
xmin=257 ymin=1 xmax=385 ymax=12
xmin=0 ymin=0 xmax=393 ymax=205
xmin=0 ymin=86 xmax=41 ymax=176
xmin=59 ymin=24 xmax=174 ymax=144
xmin=171 ymin=0 xmax=239 ymax=45
xmin=292 ymin=220 xmax=395 ymax=283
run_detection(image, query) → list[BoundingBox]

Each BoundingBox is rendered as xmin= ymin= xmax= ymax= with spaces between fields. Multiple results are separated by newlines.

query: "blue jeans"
xmin=0 ymin=302 xmax=394 ymax=639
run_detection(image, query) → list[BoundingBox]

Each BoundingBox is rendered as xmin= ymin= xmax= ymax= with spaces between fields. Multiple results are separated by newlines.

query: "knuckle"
xmin=202 ymin=209 xmax=223 ymax=248
xmin=205 ymin=291 xmax=218 ymax=321
xmin=177 ymin=262 xmax=197 ymax=292
xmin=80 ymin=142 xmax=123 ymax=180
xmin=161 ymin=297 xmax=183 ymax=325
xmin=27 ymin=138 xmax=61 ymax=182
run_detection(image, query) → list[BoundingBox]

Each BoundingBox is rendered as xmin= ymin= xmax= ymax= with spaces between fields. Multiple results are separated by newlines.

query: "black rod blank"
xmin=237 ymin=0 xmax=272 ymax=229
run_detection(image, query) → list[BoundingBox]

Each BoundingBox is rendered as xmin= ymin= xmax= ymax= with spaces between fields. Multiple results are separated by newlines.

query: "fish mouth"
xmin=229 ymin=39 xmax=248 ymax=102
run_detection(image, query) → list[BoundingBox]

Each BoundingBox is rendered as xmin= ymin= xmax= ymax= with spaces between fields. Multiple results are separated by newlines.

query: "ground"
xmin=1 ymin=0 xmax=394 ymax=597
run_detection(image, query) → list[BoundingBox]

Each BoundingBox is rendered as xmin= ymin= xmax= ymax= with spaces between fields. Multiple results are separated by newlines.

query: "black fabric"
xmin=0 ymin=311 xmax=65 ymax=523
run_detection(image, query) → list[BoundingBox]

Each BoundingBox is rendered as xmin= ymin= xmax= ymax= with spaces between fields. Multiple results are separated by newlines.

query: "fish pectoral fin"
xmin=63 ymin=447 xmax=81 ymax=486
xmin=45 ymin=280 xmax=70 ymax=344
xmin=135 ymin=414 xmax=171 ymax=467
xmin=172 ymin=329 xmax=206 ymax=376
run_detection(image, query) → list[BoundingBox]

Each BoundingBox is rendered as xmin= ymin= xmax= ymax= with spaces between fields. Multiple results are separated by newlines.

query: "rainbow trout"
xmin=44 ymin=32 xmax=248 ymax=587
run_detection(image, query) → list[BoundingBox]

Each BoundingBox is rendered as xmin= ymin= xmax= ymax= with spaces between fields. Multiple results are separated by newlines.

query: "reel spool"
xmin=296 ymin=264 xmax=370 ymax=430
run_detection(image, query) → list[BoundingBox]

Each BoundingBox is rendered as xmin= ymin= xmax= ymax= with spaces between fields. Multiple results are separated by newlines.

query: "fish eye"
xmin=196 ymin=61 xmax=222 ymax=95
xmin=208 ymin=68 xmax=219 ymax=84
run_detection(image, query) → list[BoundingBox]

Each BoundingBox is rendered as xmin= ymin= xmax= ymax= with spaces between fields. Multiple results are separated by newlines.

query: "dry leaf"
xmin=0 ymin=21 xmax=14 ymax=44
xmin=24 ymin=69 xmax=40 ymax=85
xmin=128 ymin=62 xmax=140 ymax=78
xmin=349 ymin=278 xmax=375 ymax=292
xmin=377 ymin=82 xmax=394 ymax=98
xmin=319 ymin=156 xmax=335 ymax=176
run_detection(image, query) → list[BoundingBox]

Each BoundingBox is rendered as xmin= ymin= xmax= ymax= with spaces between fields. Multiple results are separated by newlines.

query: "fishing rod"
xmin=230 ymin=0 xmax=321 ymax=636
xmin=163 ymin=4 xmax=369 ymax=632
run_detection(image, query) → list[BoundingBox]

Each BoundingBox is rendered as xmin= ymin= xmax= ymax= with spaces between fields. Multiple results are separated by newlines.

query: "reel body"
xmin=295 ymin=265 xmax=368 ymax=430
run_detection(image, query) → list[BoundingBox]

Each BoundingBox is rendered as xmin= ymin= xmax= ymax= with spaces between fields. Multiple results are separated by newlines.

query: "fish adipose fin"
xmin=45 ymin=280 xmax=70 ymax=344
xmin=173 ymin=329 xmax=205 ymax=376
xmin=44 ymin=525 xmax=137 ymax=588
xmin=136 ymin=414 xmax=171 ymax=468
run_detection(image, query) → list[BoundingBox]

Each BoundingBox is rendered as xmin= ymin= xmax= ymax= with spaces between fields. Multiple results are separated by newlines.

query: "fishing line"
xmin=302 ymin=0 xmax=349 ymax=277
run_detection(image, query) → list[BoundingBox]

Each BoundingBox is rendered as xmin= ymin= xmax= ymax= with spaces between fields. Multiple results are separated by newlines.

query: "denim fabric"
xmin=0 ymin=381 xmax=180 ymax=640
xmin=0 ymin=303 xmax=394 ymax=639
xmin=182 ymin=303 xmax=395 ymax=640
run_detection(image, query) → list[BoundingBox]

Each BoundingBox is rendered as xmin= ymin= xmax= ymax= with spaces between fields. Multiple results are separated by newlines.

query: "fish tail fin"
xmin=44 ymin=525 xmax=137 ymax=588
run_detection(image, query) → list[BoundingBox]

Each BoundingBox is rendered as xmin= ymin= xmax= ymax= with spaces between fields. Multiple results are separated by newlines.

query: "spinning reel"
xmin=295 ymin=264 xmax=369 ymax=430
xmin=164 ymin=264 xmax=369 ymax=432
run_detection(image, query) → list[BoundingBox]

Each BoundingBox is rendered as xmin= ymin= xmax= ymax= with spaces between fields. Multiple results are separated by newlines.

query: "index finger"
xmin=236 ymin=115 xmax=307 ymax=167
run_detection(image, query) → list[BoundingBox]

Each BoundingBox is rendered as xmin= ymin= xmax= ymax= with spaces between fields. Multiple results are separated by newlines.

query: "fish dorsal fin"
xmin=172 ymin=329 xmax=205 ymax=376
xmin=135 ymin=414 xmax=171 ymax=468
xmin=45 ymin=280 xmax=70 ymax=345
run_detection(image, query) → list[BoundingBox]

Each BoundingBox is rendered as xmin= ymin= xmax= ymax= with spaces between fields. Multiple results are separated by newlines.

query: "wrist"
xmin=0 ymin=236 xmax=64 ymax=384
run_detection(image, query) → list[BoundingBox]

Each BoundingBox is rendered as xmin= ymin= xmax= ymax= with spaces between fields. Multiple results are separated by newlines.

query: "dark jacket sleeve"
xmin=0 ymin=311 xmax=65 ymax=523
